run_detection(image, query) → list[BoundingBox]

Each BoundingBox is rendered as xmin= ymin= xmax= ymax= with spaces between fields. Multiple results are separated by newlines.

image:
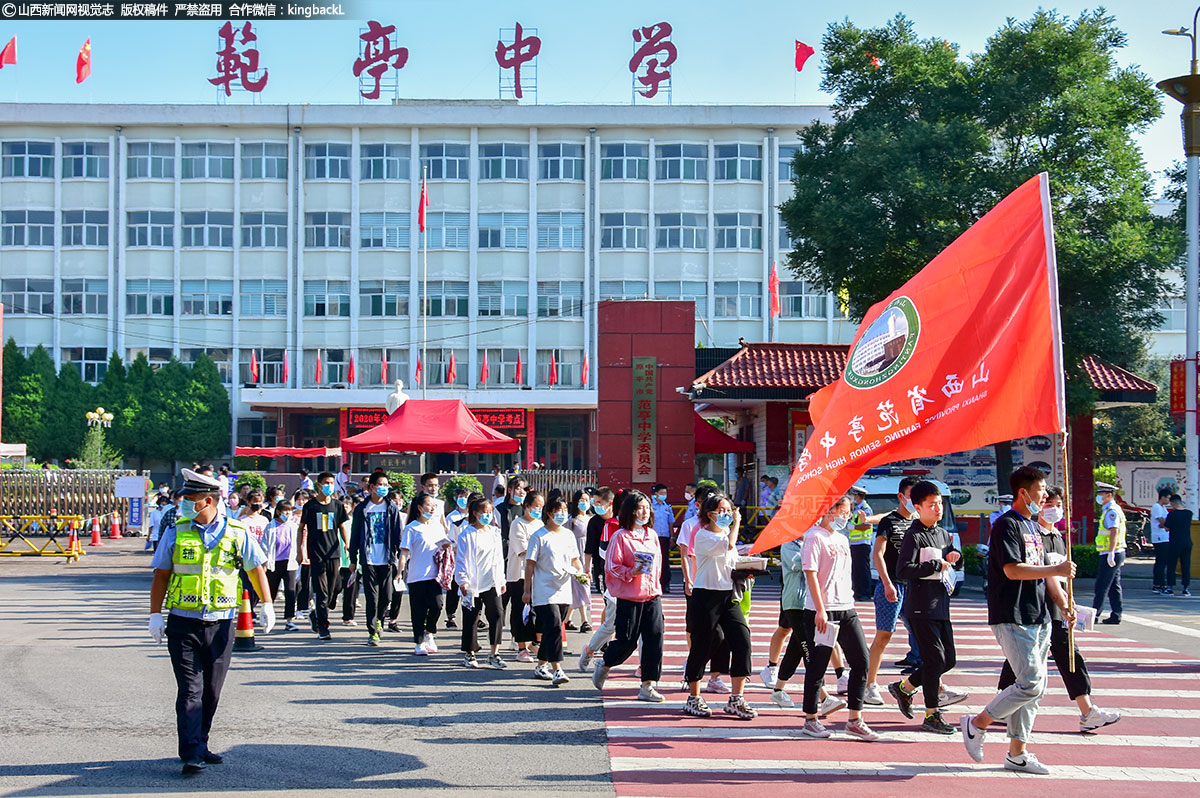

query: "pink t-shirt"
xmin=800 ymin=525 xmax=853 ymax=612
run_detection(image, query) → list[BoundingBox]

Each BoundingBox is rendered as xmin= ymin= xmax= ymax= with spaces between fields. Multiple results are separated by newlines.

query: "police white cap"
xmin=1095 ymin=481 xmax=1118 ymax=493
xmin=179 ymin=467 xmax=222 ymax=495
xmin=997 ymin=494 xmax=1013 ymax=503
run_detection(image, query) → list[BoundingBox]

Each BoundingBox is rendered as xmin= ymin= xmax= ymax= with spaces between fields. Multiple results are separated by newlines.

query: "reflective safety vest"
xmin=1095 ymin=502 xmax=1127 ymax=553
xmin=849 ymin=510 xmax=873 ymax=544
xmin=165 ymin=517 xmax=246 ymax=613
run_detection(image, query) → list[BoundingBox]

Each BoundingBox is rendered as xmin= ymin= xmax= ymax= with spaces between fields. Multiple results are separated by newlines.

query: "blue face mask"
xmin=832 ymin=516 xmax=849 ymax=532
xmin=320 ymin=484 xmax=334 ymax=497
xmin=530 ymin=509 xmax=542 ymax=520
xmin=714 ymin=513 xmax=733 ymax=529
xmin=421 ymin=510 xmax=433 ymax=520
xmin=180 ymin=498 xmax=198 ymax=518
xmin=479 ymin=512 xmax=494 ymax=526
xmin=456 ymin=496 xmax=468 ymax=509
xmin=375 ymin=485 xmax=389 ymax=498
xmin=552 ymin=512 xmax=568 ymax=525
xmin=578 ymin=501 xmax=590 ymax=513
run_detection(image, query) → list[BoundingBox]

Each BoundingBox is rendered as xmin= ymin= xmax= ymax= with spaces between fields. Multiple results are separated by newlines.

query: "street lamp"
xmin=86 ymin=407 xmax=114 ymax=429
xmin=1160 ymin=7 xmax=1200 ymax=513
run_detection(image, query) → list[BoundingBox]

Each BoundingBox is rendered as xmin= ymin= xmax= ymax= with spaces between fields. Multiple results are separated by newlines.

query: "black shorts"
xmin=778 ymin=608 xmax=805 ymax=630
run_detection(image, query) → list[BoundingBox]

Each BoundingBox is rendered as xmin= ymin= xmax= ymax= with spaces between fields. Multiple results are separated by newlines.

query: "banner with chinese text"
xmin=632 ymin=357 xmax=657 ymax=483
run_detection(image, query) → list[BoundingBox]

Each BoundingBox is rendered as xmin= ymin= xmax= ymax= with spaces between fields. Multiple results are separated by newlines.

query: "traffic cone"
xmin=88 ymin=516 xmax=104 ymax=547
xmin=233 ymin=590 xmax=263 ymax=652
xmin=109 ymin=512 xmax=123 ymax=540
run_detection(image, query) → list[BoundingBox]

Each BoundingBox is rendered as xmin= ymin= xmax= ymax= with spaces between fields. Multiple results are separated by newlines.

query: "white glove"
xmin=262 ymin=601 xmax=276 ymax=634
xmin=1107 ymin=551 xmax=1116 ymax=568
xmin=149 ymin=612 xmax=165 ymax=644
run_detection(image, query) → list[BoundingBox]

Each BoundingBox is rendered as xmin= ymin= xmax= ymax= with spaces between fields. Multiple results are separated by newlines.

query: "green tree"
xmin=188 ymin=354 xmax=232 ymax=460
xmin=2 ymin=338 xmax=28 ymax=443
xmin=75 ymin=424 xmax=122 ymax=469
xmin=122 ymin=353 xmax=154 ymax=466
xmin=6 ymin=345 xmax=56 ymax=459
xmin=140 ymin=356 xmax=231 ymax=467
xmin=42 ymin=363 xmax=93 ymax=462
xmin=1092 ymin=360 xmax=1184 ymax=462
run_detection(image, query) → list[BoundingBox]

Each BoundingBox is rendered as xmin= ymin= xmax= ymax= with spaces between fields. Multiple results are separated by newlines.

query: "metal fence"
xmin=0 ymin=468 xmax=144 ymax=520
xmin=516 ymin=469 xmax=597 ymax=498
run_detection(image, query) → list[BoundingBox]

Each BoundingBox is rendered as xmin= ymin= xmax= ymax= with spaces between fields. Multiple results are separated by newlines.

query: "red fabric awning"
xmin=695 ymin=412 xmax=754 ymax=454
xmin=235 ymin=446 xmax=342 ymax=458
xmin=341 ymin=399 xmax=520 ymax=453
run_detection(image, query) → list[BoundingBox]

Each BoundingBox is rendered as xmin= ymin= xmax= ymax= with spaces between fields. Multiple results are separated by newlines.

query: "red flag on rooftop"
xmin=249 ymin=349 xmax=259 ymax=383
xmin=418 ymin=176 xmax=428 ymax=232
xmin=76 ymin=38 xmax=91 ymax=83
xmin=794 ymin=40 xmax=814 ymax=72
xmin=0 ymin=37 xmax=16 ymax=69
xmin=752 ymin=173 xmax=1065 ymax=554
xmin=446 ymin=351 xmax=457 ymax=384
xmin=769 ymin=263 xmax=781 ymax=318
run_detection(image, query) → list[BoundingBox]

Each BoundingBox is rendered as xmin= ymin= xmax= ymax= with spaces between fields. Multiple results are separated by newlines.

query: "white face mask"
xmin=1040 ymin=505 xmax=1063 ymax=525
xmin=902 ymin=498 xmax=915 ymax=515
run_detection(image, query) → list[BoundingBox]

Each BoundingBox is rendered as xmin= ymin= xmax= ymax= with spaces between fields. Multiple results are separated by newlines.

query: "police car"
xmin=858 ymin=468 xmax=965 ymax=596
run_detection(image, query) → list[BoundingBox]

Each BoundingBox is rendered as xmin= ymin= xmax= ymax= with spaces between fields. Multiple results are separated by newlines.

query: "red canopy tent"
xmin=694 ymin=412 xmax=754 ymax=454
xmin=341 ymin=399 xmax=519 ymax=453
xmin=235 ymin=446 xmax=342 ymax=458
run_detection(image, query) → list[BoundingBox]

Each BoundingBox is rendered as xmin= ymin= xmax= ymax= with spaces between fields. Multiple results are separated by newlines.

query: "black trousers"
xmin=535 ymin=603 xmax=568 ymax=663
xmin=1092 ymin=551 xmax=1125 ymax=619
xmin=683 ymin=591 xmax=730 ymax=676
xmin=684 ymin=588 xmax=752 ymax=683
xmin=777 ymin=608 xmax=810 ymax=682
xmin=332 ymin=566 xmax=359 ymax=622
xmin=590 ymin=555 xmax=606 ymax=594
xmin=462 ymin=588 xmax=503 ymax=652
xmin=387 ymin=567 xmax=405 ymax=621
xmin=1154 ymin=542 xmax=1172 ymax=587
xmin=445 ymin=579 xmax=461 ymax=619
xmin=1168 ymin=542 xmax=1193 ymax=588
xmin=800 ymin=608 xmax=868 ymax=714
xmin=908 ymin=617 xmax=957 ymax=709
xmin=166 ymin=616 xmax=234 ymax=762
xmin=851 ymin=544 xmax=873 ymax=599
xmin=265 ymin=564 xmax=297 ymax=619
xmin=309 ymin=559 xmax=340 ymax=634
xmin=297 ymin=563 xmax=311 ymax=613
xmin=999 ymin=618 xmax=1091 ymax=700
xmin=603 ymin=596 xmax=664 ymax=683
xmin=408 ymin=579 xmax=444 ymax=643
xmin=360 ymin=563 xmax=393 ymax=636
xmin=507 ymin=579 xmax=538 ymax=643
xmin=658 ymin=537 xmax=673 ymax=593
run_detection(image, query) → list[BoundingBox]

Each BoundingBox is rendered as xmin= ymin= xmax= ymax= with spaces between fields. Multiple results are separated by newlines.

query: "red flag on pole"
xmin=414 ymin=355 xmax=422 ymax=386
xmin=515 ymin=352 xmax=523 ymax=385
xmin=0 ymin=37 xmax=16 ymax=68
xmin=76 ymin=38 xmax=91 ymax=83
xmin=481 ymin=350 xmax=490 ymax=384
xmin=446 ymin=351 xmax=457 ymax=384
xmin=381 ymin=349 xmax=389 ymax=384
xmin=794 ymin=40 xmax=815 ymax=72
xmin=769 ymin=263 xmax=782 ymax=318
xmin=282 ymin=350 xmax=289 ymax=384
xmin=314 ymin=350 xmax=322 ymax=385
xmin=753 ymin=173 xmax=1065 ymax=554
xmin=249 ymin=349 xmax=259 ymax=383
xmin=549 ymin=351 xmax=558 ymax=386
xmin=418 ymin=176 xmax=428 ymax=232
xmin=581 ymin=352 xmax=589 ymax=386
xmin=347 ymin=354 xmax=356 ymax=385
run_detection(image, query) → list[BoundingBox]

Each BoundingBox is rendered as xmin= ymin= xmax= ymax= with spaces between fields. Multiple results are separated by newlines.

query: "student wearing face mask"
xmin=592 ymin=490 xmax=666 ymax=703
xmin=442 ymin=488 xmax=472 ymax=630
xmin=864 ymin=476 xmax=921 ymax=705
xmin=676 ymin=484 xmax=732 ymax=694
xmin=525 ymin=497 xmax=586 ymax=685
xmin=507 ymin=490 xmax=544 ymax=662
xmin=237 ymin=490 xmax=270 ymax=613
xmin=348 ymin=472 xmax=405 ymax=647
xmin=681 ymin=482 xmax=698 ymax=523
xmin=262 ymin=500 xmax=300 ymax=632
xmin=583 ymin=487 xmax=615 ymax=594
xmin=298 ymin=472 xmax=351 ymax=641
xmin=565 ymin=489 xmax=594 ymax=632
xmin=400 ymin=492 xmax=453 ymax=655
xmin=651 ymin=484 xmax=674 ymax=594
xmin=683 ymin=494 xmax=756 ymax=720
xmin=455 ymin=498 xmax=507 ymax=669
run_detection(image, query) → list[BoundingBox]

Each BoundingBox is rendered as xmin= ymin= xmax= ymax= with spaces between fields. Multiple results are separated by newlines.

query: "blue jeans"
xmin=1092 ymin=550 xmax=1125 ymax=619
xmin=986 ymin=621 xmax=1051 ymax=742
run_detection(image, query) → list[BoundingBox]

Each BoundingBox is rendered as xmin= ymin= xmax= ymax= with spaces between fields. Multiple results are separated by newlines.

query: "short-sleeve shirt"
xmin=302 ymin=498 xmax=349 ymax=563
xmin=875 ymin=510 xmax=909 ymax=583
xmin=526 ymin=527 xmax=579 ymax=606
xmin=800 ymin=526 xmax=853 ymax=612
xmin=1167 ymin=508 xmax=1194 ymax=546
xmin=986 ymin=509 xmax=1047 ymax=626
xmin=365 ymin=502 xmax=388 ymax=566
xmin=402 ymin=520 xmax=448 ymax=582
xmin=1151 ymin=502 xmax=1170 ymax=544
xmin=151 ymin=516 xmax=267 ymax=621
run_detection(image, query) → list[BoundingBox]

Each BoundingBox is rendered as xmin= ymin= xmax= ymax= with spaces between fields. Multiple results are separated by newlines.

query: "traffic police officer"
xmin=988 ymin=494 xmax=1013 ymax=529
xmin=149 ymin=468 xmax=274 ymax=775
xmin=848 ymin=485 xmax=874 ymax=601
xmin=1092 ymin=481 xmax=1126 ymax=625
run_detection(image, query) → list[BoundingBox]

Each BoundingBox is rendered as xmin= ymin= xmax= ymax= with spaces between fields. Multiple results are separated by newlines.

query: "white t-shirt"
xmin=801 ymin=526 xmax=853 ymax=612
xmin=365 ymin=501 xmax=388 ymax=566
xmin=526 ymin=526 xmax=580 ymax=606
xmin=1151 ymin=501 xmax=1170 ymax=544
xmin=690 ymin=526 xmax=737 ymax=591
xmin=446 ymin=508 xmax=467 ymax=541
xmin=507 ymin=515 xmax=544 ymax=583
xmin=677 ymin=516 xmax=701 ymax=551
xmin=401 ymin=520 xmax=449 ymax=582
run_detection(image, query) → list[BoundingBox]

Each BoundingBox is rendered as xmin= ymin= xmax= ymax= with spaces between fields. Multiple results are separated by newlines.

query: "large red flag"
xmin=418 ymin=176 xmax=428 ymax=232
xmin=514 ymin=352 xmax=523 ymax=385
xmin=480 ymin=350 xmax=490 ymax=384
xmin=446 ymin=351 xmax=457 ymax=384
xmin=347 ymin=354 xmax=356 ymax=385
xmin=549 ymin=351 xmax=558 ymax=386
xmin=581 ymin=352 xmax=589 ymax=386
xmin=282 ymin=350 xmax=289 ymax=384
xmin=249 ymin=349 xmax=259 ymax=383
xmin=75 ymin=39 xmax=91 ymax=83
xmin=769 ymin=263 xmax=781 ymax=318
xmin=0 ymin=37 xmax=16 ymax=68
xmin=752 ymin=173 xmax=1065 ymax=554
xmin=314 ymin=350 xmax=322 ymax=385
xmin=795 ymin=40 xmax=815 ymax=72
xmin=380 ymin=349 xmax=389 ymax=384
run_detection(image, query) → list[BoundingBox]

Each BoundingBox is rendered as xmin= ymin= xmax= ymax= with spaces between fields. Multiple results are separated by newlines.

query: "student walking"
xmin=677 ymin=484 xmax=732 ymax=694
xmin=298 ymin=472 xmax=350 ymax=641
xmin=262 ymin=501 xmax=300 ymax=631
xmin=865 ymin=476 xmax=920 ymax=705
xmin=455 ymin=498 xmax=507 ymax=669
xmin=565 ymin=489 xmax=594 ymax=631
xmin=349 ymin=472 xmax=404 ymax=646
xmin=525 ymin=497 xmax=586 ymax=685
xmin=443 ymin=487 xmax=472 ymax=629
xmin=401 ymin=492 xmax=452 ymax=655
xmin=651 ymin=484 xmax=675 ymax=594
xmin=507 ymin=490 xmax=544 ymax=662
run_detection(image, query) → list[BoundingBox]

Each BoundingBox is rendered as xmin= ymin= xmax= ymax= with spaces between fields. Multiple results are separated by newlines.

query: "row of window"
xmin=2 ymin=140 xmax=805 ymax=183
xmin=2 ymin=276 xmax=832 ymax=320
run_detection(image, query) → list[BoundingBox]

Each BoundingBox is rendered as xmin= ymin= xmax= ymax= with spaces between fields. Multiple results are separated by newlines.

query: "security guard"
xmin=988 ymin=494 xmax=1013 ymax=529
xmin=1091 ymin=481 xmax=1126 ymax=625
xmin=149 ymin=468 xmax=274 ymax=775
xmin=848 ymin=485 xmax=874 ymax=601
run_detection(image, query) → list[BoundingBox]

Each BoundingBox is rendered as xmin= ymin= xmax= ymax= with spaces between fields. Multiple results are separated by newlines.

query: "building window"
xmin=240 ymin=349 xmax=286 ymax=385
xmin=478 ymin=281 xmax=528 ymax=317
xmin=181 ymin=279 xmax=234 ymax=316
xmin=359 ymin=280 xmax=410 ymax=317
xmin=419 ymin=143 xmax=469 ymax=180
xmin=239 ymin=279 xmax=288 ymax=316
xmin=361 ymin=347 xmax=409 ymax=386
xmin=181 ymin=142 xmax=234 ymax=179
xmin=303 ymin=280 xmax=351 ymax=317
xmin=127 ymin=141 xmax=174 ymax=179
xmin=600 ymin=142 xmax=648 ymax=180
xmin=780 ymin=218 xmax=797 ymax=251
xmin=424 ymin=211 xmax=469 ymax=249
xmin=1 ymin=210 xmax=54 ymax=247
xmin=714 ymin=280 xmax=762 ymax=318
xmin=2 ymin=141 xmax=54 ymax=178
xmin=302 ymin=348 xmax=349 ymax=386
xmin=1158 ymin=297 xmax=1186 ymax=331
xmin=241 ymin=142 xmax=287 ymax=179
xmin=360 ymin=211 xmax=410 ymax=249
xmin=420 ymin=280 xmax=468 ymax=317
xmin=714 ymin=212 xmax=762 ymax=249
xmin=61 ymin=278 xmax=108 ymax=315
xmin=538 ymin=143 xmax=584 ymax=180
xmin=537 ymin=280 xmax=584 ymax=317
xmin=656 ymin=143 xmax=707 ymax=181
xmin=61 ymin=347 xmax=109 ymax=383
xmin=478 ymin=212 xmax=528 ymax=249
xmin=478 ymin=347 xmax=522 ymax=386
xmin=599 ymin=280 xmax=648 ymax=300
xmin=779 ymin=143 xmax=803 ymax=181
xmin=714 ymin=143 xmax=762 ymax=181
xmin=1 ymin=278 xmax=54 ymax=314
xmin=127 ymin=347 xmax=173 ymax=371
xmin=779 ymin=281 xmax=827 ymax=319
xmin=654 ymin=280 xmax=707 ymax=317
xmin=655 ymin=212 xmax=706 ymax=249
xmin=304 ymin=143 xmax=351 ymax=180
xmin=182 ymin=211 xmax=234 ymax=248
xmin=241 ymin=211 xmax=288 ymax=248
xmin=536 ymin=212 xmax=584 ymax=249
xmin=127 ymin=210 xmax=174 ymax=248
xmin=62 ymin=141 xmax=109 ymax=178
xmin=536 ymin=348 xmax=581 ymax=387
xmin=238 ymin=416 xmax=278 ymax=446
xmin=600 ymin=212 xmax=648 ymax=249
xmin=304 ymin=211 xmax=350 ymax=248
xmin=125 ymin=279 xmax=174 ymax=316
xmin=361 ymin=142 xmax=409 ymax=181
xmin=183 ymin=347 xmax=233 ymax=384
xmin=479 ymin=143 xmax=529 ymax=180
xmin=427 ymin=348 xmax=467 ymax=386
xmin=61 ymin=210 xmax=108 ymax=247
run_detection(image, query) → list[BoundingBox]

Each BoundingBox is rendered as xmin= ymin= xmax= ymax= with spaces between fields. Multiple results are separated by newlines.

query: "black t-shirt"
xmin=584 ymin=514 xmax=608 ymax=558
xmin=875 ymin=510 xmax=911 ymax=583
xmin=302 ymin=498 xmax=349 ymax=563
xmin=1167 ymin=508 xmax=1194 ymax=546
xmin=986 ymin=509 xmax=1047 ymax=626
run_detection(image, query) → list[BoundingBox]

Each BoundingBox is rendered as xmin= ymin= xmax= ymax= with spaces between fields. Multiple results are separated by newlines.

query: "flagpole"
xmin=1059 ymin=430 xmax=1076 ymax=673
xmin=422 ymin=165 xmax=428 ymax=401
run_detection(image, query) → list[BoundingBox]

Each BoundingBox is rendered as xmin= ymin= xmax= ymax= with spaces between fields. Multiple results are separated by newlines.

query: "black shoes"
xmin=203 ymin=751 xmax=224 ymax=765
xmin=181 ymin=760 xmax=206 ymax=776
xmin=888 ymin=681 xmax=914 ymax=719
xmin=444 ymin=617 xmax=458 ymax=629
xmin=1100 ymin=615 xmax=1121 ymax=625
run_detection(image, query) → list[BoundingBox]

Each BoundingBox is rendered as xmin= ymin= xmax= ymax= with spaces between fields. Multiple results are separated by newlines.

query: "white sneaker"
xmin=516 ymin=649 xmax=533 ymax=663
xmin=424 ymin=634 xmax=438 ymax=654
xmin=938 ymin=687 xmax=969 ymax=707
xmin=863 ymin=682 xmax=885 ymax=705
xmin=1004 ymin=752 xmax=1051 ymax=775
xmin=706 ymin=676 xmax=731 ymax=694
xmin=638 ymin=683 xmax=665 ymax=702
xmin=577 ymin=646 xmax=594 ymax=673
xmin=961 ymin=715 xmax=986 ymax=763
xmin=413 ymin=642 xmax=428 ymax=656
xmin=817 ymin=695 xmax=847 ymax=718
xmin=592 ymin=659 xmax=611 ymax=690
xmin=1080 ymin=706 xmax=1121 ymax=732
xmin=759 ymin=664 xmax=779 ymax=690
xmin=836 ymin=673 xmax=849 ymax=695
xmin=801 ymin=718 xmax=831 ymax=738
xmin=533 ymin=663 xmax=553 ymax=680
xmin=552 ymin=668 xmax=571 ymax=686
xmin=769 ymin=689 xmax=795 ymax=708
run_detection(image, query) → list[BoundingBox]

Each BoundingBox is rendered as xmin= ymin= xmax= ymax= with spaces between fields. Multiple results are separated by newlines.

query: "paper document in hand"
xmin=918 ymin=547 xmax=944 ymax=580
xmin=1072 ymin=605 xmax=1096 ymax=632
xmin=814 ymin=621 xmax=839 ymax=648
